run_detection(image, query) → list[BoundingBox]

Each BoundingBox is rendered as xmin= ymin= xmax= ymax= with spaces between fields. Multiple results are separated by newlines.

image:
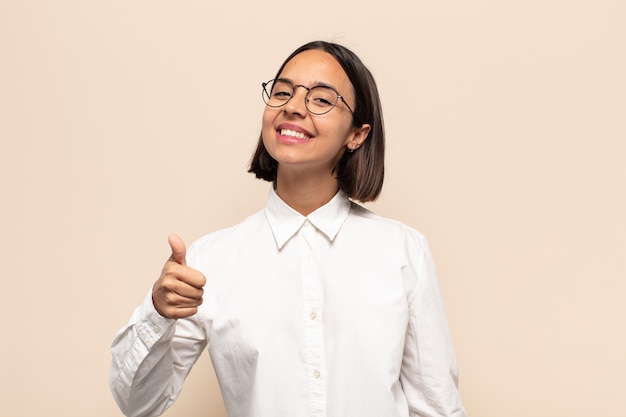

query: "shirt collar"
xmin=264 ymin=187 xmax=351 ymax=249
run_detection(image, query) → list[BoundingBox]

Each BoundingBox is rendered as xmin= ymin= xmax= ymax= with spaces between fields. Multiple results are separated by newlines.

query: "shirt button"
xmin=309 ymin=311 xmax=317 ymax=320
xmin=151 ymin=324 xmax=160 ymax=333
xmin=313 ymin=370 xmax=321 ymax=379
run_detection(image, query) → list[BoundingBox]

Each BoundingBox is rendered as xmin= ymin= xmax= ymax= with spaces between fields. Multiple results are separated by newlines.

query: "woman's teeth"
xmin=281 ymin=129 xmax=310 ymax=140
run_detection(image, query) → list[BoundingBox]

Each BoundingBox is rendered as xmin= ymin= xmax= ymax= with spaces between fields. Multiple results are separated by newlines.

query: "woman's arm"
xmin=109 ymin=292 xmax=207 ymax=417
xmin=400 ymin=234 xmax=467 ymax=417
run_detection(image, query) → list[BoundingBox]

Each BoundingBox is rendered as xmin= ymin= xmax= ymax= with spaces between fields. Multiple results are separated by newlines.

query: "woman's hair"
xmin=248 ymin=40 xmax=385 ymax=202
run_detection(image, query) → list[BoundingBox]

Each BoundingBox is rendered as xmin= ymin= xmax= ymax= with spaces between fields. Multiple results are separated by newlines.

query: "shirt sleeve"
xmin=109 ymin=291 xmax=208 ymax=417
xmin=400 ymin=233 xmax=467 ymax=417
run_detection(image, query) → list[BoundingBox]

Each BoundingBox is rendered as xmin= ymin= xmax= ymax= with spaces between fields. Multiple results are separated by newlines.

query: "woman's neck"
xmin=275 ymin=167 xmax=339 ymax=216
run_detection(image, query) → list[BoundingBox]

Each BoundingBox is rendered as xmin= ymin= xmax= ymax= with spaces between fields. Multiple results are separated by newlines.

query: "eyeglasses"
xmin=262 ymin=78 xmax=355 ymax=116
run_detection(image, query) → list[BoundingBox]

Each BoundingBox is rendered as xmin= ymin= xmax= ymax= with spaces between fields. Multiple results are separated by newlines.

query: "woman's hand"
xmin=152 ymin=234 xmax=206 ymax=319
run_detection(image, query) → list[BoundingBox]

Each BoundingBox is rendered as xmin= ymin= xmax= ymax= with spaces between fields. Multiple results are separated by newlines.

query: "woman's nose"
xmin=283 ymin=87 xmax=308 ymax=117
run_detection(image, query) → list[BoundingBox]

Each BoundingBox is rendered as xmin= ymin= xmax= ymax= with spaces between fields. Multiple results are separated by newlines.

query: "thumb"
xmin=167 ymin=233 xmax=187 ymax=266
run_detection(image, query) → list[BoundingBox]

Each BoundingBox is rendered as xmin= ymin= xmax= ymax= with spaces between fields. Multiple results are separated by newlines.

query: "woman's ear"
xmin=348 ymin=124 xmax=371 ymax=151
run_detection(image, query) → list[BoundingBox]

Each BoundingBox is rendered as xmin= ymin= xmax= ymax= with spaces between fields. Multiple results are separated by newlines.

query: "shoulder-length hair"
xmin=248 ymin=40 xmax=385 ymax=202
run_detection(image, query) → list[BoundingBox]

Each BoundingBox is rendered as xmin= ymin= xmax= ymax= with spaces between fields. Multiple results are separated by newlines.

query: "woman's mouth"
xmin=280 ymin=128 xmax=311 ymax=140
xmin=275 ymin=124 xmax=314 ymax=144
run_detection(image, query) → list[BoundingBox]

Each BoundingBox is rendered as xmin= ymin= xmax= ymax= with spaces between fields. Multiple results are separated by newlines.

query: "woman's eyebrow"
xmin=311 ymin=81 xmax=338 ymax=90
xmin=277 ymin=77 xmax=338 ymax=90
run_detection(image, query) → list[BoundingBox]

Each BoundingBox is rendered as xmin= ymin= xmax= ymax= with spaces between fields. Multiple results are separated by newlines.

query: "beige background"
xmin=1 ymin=1 xmax=625 ymax=416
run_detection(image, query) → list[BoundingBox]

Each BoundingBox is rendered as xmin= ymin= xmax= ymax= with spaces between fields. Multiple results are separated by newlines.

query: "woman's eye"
xmin=318 ymin=98 xmax=332 ymax=104
xmin=311 ymin=97 xmax=332 ymax=106
xmin=273 ymin=91 xmax=292 ymax=99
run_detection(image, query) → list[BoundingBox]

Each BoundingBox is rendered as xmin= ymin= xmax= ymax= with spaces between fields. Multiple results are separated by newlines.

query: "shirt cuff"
xmin=136 ymin=291 xmax=176 ymax=346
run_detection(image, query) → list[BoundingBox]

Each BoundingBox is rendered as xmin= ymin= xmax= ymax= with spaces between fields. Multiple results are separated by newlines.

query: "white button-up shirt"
xmin=110 ymin=188 xmax=466 ymax=417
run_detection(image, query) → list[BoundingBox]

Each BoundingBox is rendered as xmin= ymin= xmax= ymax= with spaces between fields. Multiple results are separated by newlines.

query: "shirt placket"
xmin=300 ymin=220 xmax=327 ymax=417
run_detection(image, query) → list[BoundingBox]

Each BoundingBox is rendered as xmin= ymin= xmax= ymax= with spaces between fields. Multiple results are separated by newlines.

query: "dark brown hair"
xmin=248 ymin=41 xmax=385 ymax=202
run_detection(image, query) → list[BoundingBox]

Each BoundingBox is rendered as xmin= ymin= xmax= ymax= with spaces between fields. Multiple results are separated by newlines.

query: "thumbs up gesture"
xmin=152 ymin=234 xmax=207 ymax=319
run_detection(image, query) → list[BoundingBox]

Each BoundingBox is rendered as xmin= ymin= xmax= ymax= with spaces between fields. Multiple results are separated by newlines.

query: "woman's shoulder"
xmin=348 ymin=201 xmax=428 ymax=243
xmin=188 ymin=209 xmax=267 ymax=251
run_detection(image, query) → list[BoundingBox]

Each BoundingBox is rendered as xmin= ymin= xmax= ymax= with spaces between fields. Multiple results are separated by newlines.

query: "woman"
xmin=110 ymin=41 xmax=466 ymax=417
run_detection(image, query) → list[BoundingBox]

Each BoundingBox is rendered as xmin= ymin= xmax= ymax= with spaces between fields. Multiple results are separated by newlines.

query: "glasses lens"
xmin=263 ymin=80 xmax=293 ymax=107
xmin=306 ymin=86 xmax=339 ymax=115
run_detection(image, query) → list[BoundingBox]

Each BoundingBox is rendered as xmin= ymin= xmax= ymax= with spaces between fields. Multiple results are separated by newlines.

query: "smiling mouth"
xmin=280 ymin=128 xmax=312 ymax=140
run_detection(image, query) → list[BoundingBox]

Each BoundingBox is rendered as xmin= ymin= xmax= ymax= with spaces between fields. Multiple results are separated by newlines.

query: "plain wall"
xmin=1 ymin=1 xmax=624 ymax=416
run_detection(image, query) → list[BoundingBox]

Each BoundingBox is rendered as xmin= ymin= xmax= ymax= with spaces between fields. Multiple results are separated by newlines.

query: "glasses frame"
xmin=262 ymin=78 xmax=355 ymax=116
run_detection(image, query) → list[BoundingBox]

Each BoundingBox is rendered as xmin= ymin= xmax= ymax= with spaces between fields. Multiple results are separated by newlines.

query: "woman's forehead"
xmin=279 ymin=50 xmax=353 ymax=92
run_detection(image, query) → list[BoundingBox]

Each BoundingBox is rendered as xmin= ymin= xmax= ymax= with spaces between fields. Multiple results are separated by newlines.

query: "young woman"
xmin=110 ymin=41 xmax=466 ymax=417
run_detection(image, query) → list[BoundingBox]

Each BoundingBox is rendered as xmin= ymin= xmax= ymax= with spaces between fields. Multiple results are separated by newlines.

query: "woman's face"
xmin=261 ymin=49 xmax=370 ymax=174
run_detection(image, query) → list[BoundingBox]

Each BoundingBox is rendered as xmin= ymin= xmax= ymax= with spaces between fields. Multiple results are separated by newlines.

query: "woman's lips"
xmin=275 ymin=124 xmax=314 ymax=143
xmin=280 ymin=128 xmax=311 ymax=140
